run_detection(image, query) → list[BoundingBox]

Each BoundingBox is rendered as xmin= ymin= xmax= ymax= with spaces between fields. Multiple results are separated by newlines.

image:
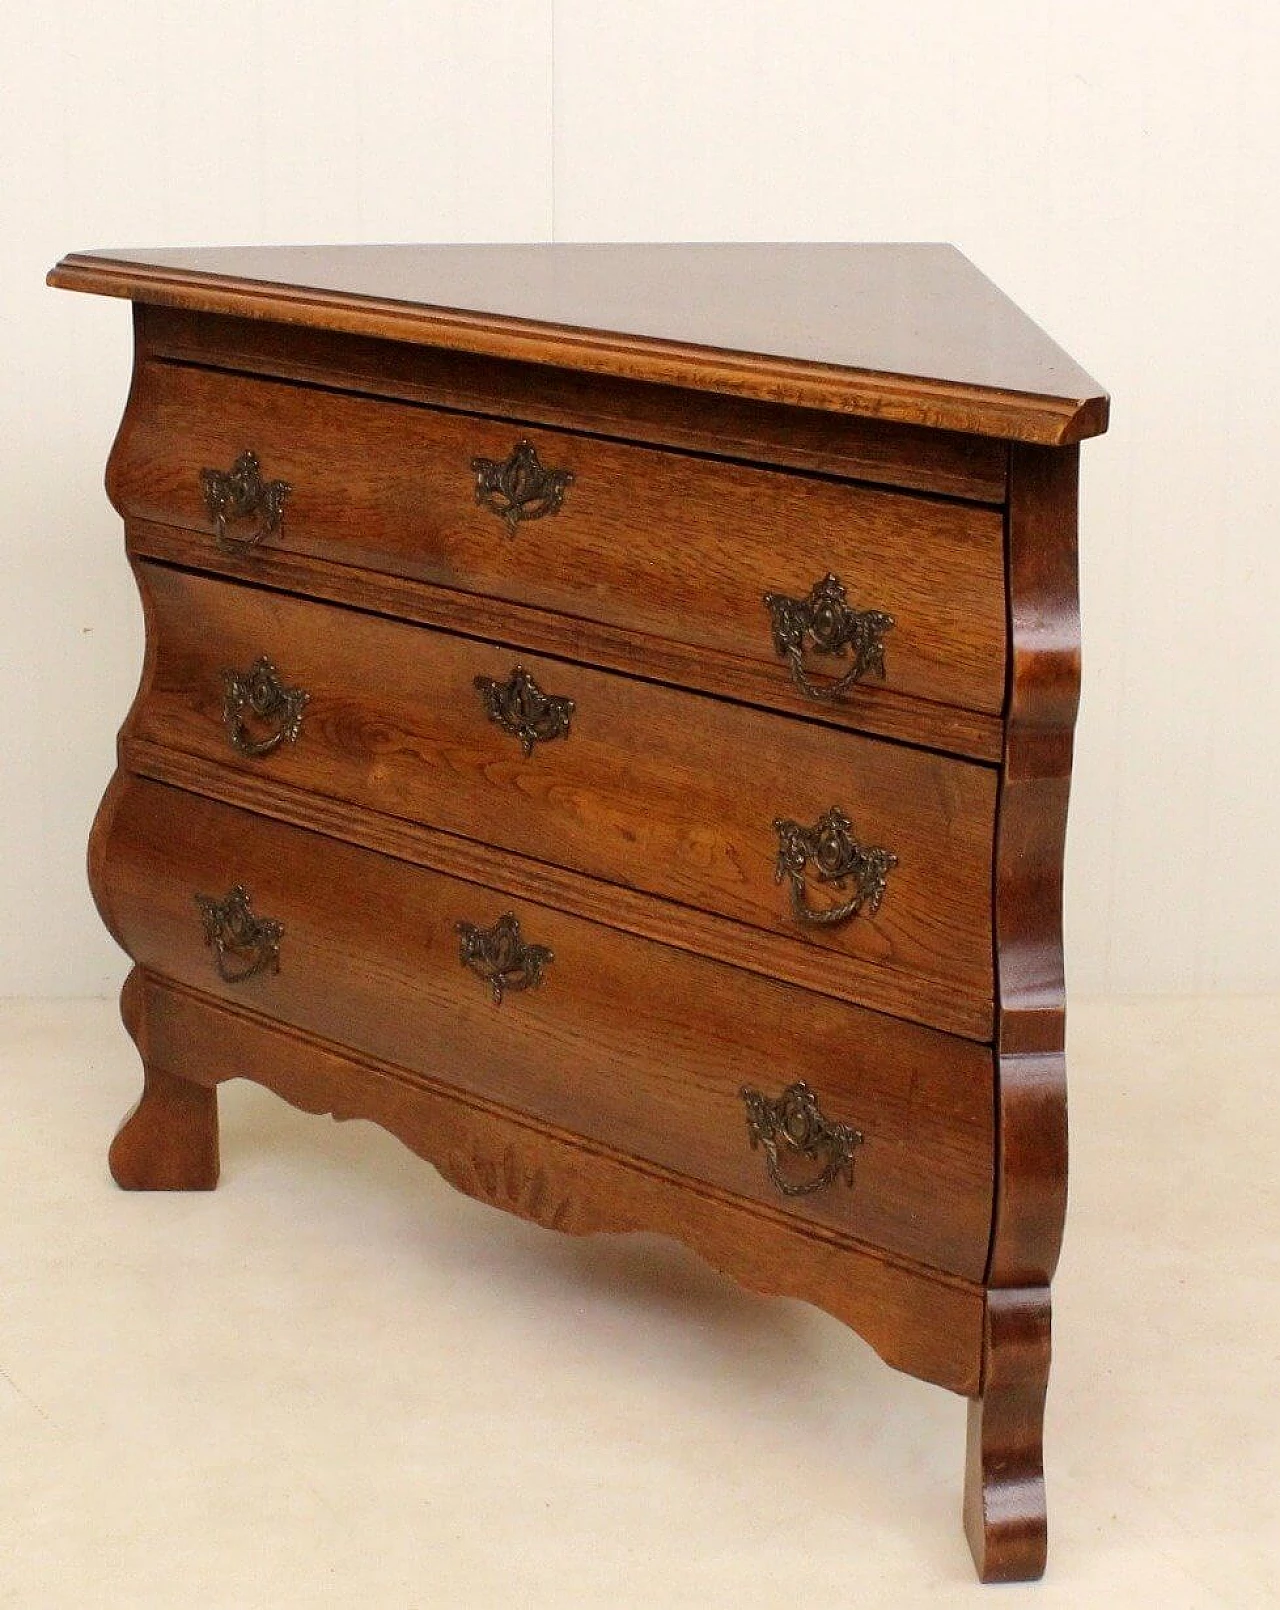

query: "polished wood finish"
xmin=989 ymin=445 xmax=1077 ymax=1285
xmin=127 ymin=519 xmax=1005 ymax=762
xmin=138 ymin=305 xmax=1011 ymax=504
xmin=111 ymin=360 xmax=1008 ymax=718
xmin=964 ymin=1289 xmax=1053 ymax=1581
xmin=49 ymin=243 xmax=1108 ymax=443
xmin=960 ymin=444 xmax=1082 ymax=1579
xmin=55 ymin=243 xmax=1107 ymax=1583
xmin=122 ymin=735 xmax=993 ymax=1040
xmin=128 ymin=560 xmax=998 ymax=1035
xmin=94 ymin=776 xmax=995 ymax=1278
xmin=108 ymin=968 xmax=219 ymax=1190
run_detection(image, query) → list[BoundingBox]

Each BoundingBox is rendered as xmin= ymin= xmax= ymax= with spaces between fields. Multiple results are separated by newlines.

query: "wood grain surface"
xmin=964 ymin=1289 xmax=1053 ymax=1581
xmin=129 ymin=560 xmax=998 ymax=1033
xmin=137 ymin=305 xmax=1011 ymax=503
xmin=48 ymin=242 xmax=1109 ymax=443
xmin=93 ymin=776 xmax=996 ymax=1280
xmin=110 ymin=360 xmax=1009 ymax=718
xmin=127 ymin=520 xmax=1004 ymax=762
xmin=54 ymin=243 xmax=1110 ymax=1584
xmin=961 ymin=444 xmax=1082 ymax=1580
xmin=122 ymin=735 xmax=995 ymax=1041
xmin=108 ymin=969 xmax=219 ymax=1191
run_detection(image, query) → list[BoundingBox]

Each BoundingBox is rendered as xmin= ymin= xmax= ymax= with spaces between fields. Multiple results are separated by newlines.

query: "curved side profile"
xmin=91 ymin=332 xmax=223 ymax=1191
xmin=108 ymin=968 xmax=219 ymax=1190
xmin=965 ymin=443 xmax=1079 ymax=1581
xmin=63 ymin=254 xmax=1104 ymax=1586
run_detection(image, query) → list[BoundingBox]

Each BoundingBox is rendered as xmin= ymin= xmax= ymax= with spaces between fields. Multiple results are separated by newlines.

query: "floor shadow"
xmin=214 ymin=1075 xmax=962 ymax=1557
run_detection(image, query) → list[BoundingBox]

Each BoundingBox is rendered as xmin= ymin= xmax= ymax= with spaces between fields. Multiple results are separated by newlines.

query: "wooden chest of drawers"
xmin=49 ymin=244 xmax=1107 ymax=1582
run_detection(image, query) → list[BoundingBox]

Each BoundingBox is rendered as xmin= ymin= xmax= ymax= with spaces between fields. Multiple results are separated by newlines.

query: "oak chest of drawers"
xmin=49 ymin=243 xmax=1108 ymax=1582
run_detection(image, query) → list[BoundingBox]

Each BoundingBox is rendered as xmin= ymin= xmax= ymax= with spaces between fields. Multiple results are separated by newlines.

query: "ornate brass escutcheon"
xmin=200 ymin=450 xmax=291 ymax=552
xmin=739 ymin=1081 xmax=862 ymax=1198
xmin=473 ymin=665 xmax=574 ymax=756
xmin=763 ymin=572 xmax=894 ymax=702
xmin=195 ymin=885 xmax=283 ymax=984
xmin=222 ymin=656 xmax=309 ymax=758
xmin=773 ymin=806 xmax=897 ymax=927
xmin=456 ymin=912 xmax=553 ymax=1004
xmin=471 ymin=439 xmax=573 ymax=533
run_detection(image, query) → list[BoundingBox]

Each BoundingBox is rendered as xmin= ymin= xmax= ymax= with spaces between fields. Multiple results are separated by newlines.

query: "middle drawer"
xmin=129 ymin=561 xmax=997 ymax=1039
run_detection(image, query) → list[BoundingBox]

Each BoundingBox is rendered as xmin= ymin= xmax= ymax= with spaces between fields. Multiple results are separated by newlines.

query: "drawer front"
xmin=131 ymin=562 xmax=997 ymax=1036
xmin=113 ymin=361 xmax=1008 ymax=719
xmin=98 ymin=777 xmax=996 ymax=1279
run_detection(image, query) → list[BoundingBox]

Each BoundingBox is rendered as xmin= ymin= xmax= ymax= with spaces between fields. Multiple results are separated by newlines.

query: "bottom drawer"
xmin=95 ymin=777 xmax=995 ymax=1280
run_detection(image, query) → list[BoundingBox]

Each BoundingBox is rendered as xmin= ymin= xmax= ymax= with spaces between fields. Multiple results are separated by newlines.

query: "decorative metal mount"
xmin=473 ymin=665 xmax=574 ymax=756
xmin=222 ymin=656 xmax=309 ymax=757
xmin=456 ymin=912 xmax=553 ymax=1004
xmin=772 ymin=806 xmax=897 ymax=927
xmin=200 ymin=450 xmax=292 ymax=553
xmin=471 ymin=440 xmax=574 ymax=533
xmin=195 ymin=885 xmax=283 ymax=984
xmin=739 ymin=1081 xmax=863 ymax=1198
xmin=763 ymin=573 xmax=894 ymax=702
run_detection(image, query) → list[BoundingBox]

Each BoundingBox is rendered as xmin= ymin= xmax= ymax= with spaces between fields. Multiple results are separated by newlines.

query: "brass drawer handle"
xmin=195 ymin=885 xmax=283 ymax=984
xmin=200 ymin=450 xmax=291 ymax=552
xmin=471 ymin=439 xmax=573 ymax=534
xmin=222 ymin=656 xmax=309 ymax=757
xmin=763 ymin=573 xmax=894 ymax=702
xmin=739 ymin=1081 xmax=863 ymax=1198
xmin=773 ymin=807 xmax=897 ymax=927
xmin=474 ymin=665 xmax=574 ymax=756
xmin=456 ymin=912 xmax=553 ymax=1004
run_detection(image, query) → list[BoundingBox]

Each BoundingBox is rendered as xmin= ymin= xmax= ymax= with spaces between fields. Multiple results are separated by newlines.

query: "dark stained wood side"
xmin=137 ymin=305 xmax=1010 ymax=503
xmin=48 ymin=243 xmax=1110 ymax=444
xmin=123 ymin=967 xmax=985 ymax=1394
xmin=964 ymin=1289 xmax=1052 ymax=1582
xmin=129 ymin=560 xmax=998 ymax=1034
xmin=93 ymin=776 xmax=996 ymax=1280
xmin=963 ymin=444 xmax=1080 ymax=1582
xmin=111 ymin=361 xmax=1010 ymax=720
xmin=989 ymin=444 xmax=1078 ymax=1288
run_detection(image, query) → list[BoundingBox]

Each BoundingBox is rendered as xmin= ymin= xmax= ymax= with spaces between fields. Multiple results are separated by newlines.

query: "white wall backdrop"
xmin=3 ymin=1 xmax=1277 ymax=998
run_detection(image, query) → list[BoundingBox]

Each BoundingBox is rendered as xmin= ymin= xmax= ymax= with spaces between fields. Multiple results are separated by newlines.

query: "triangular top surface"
xmin=49 ymin=243 xmax=1107 ymax=444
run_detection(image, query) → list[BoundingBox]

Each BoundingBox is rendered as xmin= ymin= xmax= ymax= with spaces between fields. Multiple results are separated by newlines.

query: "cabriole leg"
xmin=963 ymin=1287 xmax=1052 ymax=1583
xmin=108 ymin=968 xmax=219 ymax=1190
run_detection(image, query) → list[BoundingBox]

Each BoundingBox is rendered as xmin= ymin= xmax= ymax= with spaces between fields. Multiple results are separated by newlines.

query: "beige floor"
xmin=3 ymin=995 xmax=1278 ymax=1608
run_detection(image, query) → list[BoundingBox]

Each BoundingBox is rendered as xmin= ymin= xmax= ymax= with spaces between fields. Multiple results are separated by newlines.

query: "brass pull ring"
xmin=763 ymin=573 xmax=894 ymax=702
xmin=222 ymin=656 xmax=309 ymax=758
xmin=195 ymin=885 xmax=283 ymax=984
xmin=474 ymin=665 xmax=574 ymax=756
xmin=456 ymin=912 xmax=553 ymax=1004
xmin=773 ymin=807 xmax=897 ymax=928
xmin=740 ymin=1082 xmax=862 ymax=1198
xmin=200 ymin=450 xmax=291 ymax=553
xmin=471 ymin=440 xmax=573 ymax=534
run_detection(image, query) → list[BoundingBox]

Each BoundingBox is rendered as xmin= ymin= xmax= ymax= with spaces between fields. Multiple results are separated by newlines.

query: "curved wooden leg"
xmin=963 ymin=1287 xmax=1051 ymax=1583
xmin=109 ymin=969 xmax=220 ymax=1190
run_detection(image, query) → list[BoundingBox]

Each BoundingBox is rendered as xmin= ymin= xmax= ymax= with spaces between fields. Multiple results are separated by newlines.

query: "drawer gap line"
xmin=123 ymin=748 xmax=997 ymax=1045
xmin=129 ymin=538 xmax=1006 ymax=768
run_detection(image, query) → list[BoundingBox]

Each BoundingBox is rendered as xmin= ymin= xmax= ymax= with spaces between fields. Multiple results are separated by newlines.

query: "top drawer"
xmin=112 ymin=362 xmax=1008 ymax=723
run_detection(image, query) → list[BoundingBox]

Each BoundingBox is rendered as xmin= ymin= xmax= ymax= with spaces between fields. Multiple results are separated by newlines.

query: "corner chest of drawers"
xmin=49 ymin=243 xmax=1108 ymax=1583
